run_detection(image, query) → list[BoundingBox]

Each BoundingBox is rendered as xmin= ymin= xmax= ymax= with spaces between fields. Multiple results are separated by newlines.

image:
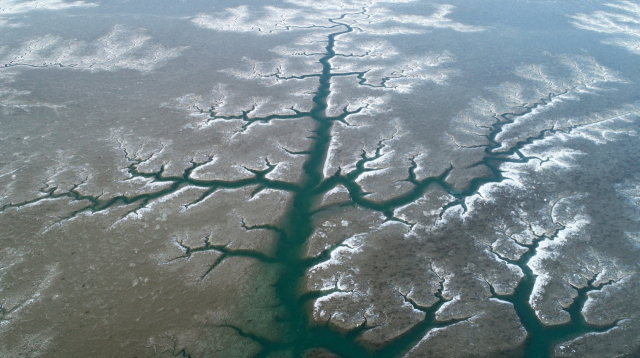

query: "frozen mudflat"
xmin=2 ymin=0 xmax=640 ymax=357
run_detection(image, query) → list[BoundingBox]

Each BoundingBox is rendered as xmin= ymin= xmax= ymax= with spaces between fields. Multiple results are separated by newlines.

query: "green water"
xmin=256 ymin=18 xmax=616 ymax=358
xmin=1 ymin=16 xmax=618 ymax=358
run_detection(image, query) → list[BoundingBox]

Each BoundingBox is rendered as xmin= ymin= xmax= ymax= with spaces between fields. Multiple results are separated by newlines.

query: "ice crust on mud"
xmin=191 ymin=1 xmax=484 ymax=36
xmin=4 ymin=0 xmax=640 ymax=357
xmin=304 ymin=205 xmax=386 ymax=259
xmin=404 ymin=299 xmax=527 ymax=358
xmin=557 ymin=274 xmax=640 ymax=358
xmin=307 ymin=222 xmax=438 ymax=347
xmin=393 ymin=185 xmax=456 ymax=228
xmin=305 ymin=211 xmax=527 ymax=349
xmin=313 ymin=183 xmax=351 ymax=210
xmin=305 ymin=97 xmax=640 ymax=356
xmin=549 ymin=175 xmax=640 ymax=357
xmin=188 ymin=118 xmax=317 ymax=184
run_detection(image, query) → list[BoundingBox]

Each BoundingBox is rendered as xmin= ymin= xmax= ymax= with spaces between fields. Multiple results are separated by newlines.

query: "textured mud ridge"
xmin=3 ymin=1 xmax=640 ymax=358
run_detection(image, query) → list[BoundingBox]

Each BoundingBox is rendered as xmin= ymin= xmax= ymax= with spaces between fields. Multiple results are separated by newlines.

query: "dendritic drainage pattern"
xmin=2 ymin=1 xmax=640 ymax=358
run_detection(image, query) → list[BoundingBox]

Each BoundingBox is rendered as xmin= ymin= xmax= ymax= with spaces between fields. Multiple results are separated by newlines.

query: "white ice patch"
xmin=461 ymin=178 xmax=521 ymax=219
xmin=616 ymin=177 xmax=640 ymax=220
xmin=312 ymin=291 xmax=361 ymax=321
xmin=434 ymin=295 xmax=464 ymax=320
xmin=308 ymin=258 xmax=348 ymax=291
xmin=571 ymin=2 xmax=640 ymax=56
xmin=493 ymin=95 xmax=567 ymax=150
xmin=322 ymin=136 xmax=346 ymax=178
xmin=0 ymin=25 xmax=184 ymax=72
xmin=550 ymin=195 xmax=589 ymax=226
xmin=333 ymin=38 xmax=399 ymax=58
xmin=192 ymin=2 xmax=484 ymax=36
xmin=306 ymin=233 xmax=368 ymax=291
xmin=604 ymin=38 xmax=640 ymax=55
xmin=581 ymin=274 xmax=636 ymax=324
xmin=326 ymin=185 xmax=349 ymax=197
xmin=190 ymin=158 xmax=255 ymax=182
xmin=248 ymin=188 xmax=288 ymax=202
xmin=0 ymin=0 xmax=97 ymax=16
xmin=350 ymin=51 xmax=458 ymax=93
xmin=516 ymin=136 xmax=583 ymax=170
xmin=625 ymin=232 xmax=640 ymax=248
xmin=432 ymin=204 xmax=464 ymax=229
xmin=355 ymin=167 xmax=393 ymax=183
xmin=529 ymin=274 xmax=554 ymax=306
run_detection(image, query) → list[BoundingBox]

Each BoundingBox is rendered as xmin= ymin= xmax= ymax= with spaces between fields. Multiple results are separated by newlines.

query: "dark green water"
xmin=258 ymin=17 xmax=619 ymax=358
xmin=2 ymin=15 xmax=619 ymax=358
xmin=218 ymin=17 xmax=616 ymax=358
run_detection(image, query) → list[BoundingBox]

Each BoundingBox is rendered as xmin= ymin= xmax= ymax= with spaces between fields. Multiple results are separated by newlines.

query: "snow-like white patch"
xmin=625 ymin=232 xmax=640 ymax=248
xmin=355 ymin=167 xmax=393 ymax=184
xmin=0 ymin=25 xmax=184 ymax=72
xmin=0 ymin=0 xmax=96 ymax=16
xmin=571 ymin=2 xmax=640 ymax=56
xmin=249 ymin=188 xmax=290 ymax=202
xmin=192 ymin=2 xmax=484 ymax=35
xmin=322 ymin=135 xmax=345 ymax=178
xmin=326 ymin=185 xmax=349 ymax=197
xmin=604 ymin=37 xmax=640 ymax=55
xmin=313 ymin=291 xmax=360 ymax=320
xmin=432 ymin=204 xmax=464 ymax=228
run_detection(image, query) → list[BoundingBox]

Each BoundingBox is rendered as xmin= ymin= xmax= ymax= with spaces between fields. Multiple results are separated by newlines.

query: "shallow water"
xmin=2 ymin=0 xmax=640 ymax=357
